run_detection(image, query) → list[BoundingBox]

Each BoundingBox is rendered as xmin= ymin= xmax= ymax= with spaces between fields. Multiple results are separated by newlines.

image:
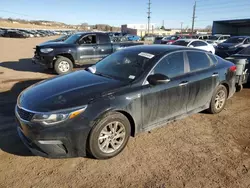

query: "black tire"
xmin=54 ymin=56 xmax=73 ymax=75
xmin=88 ymin=112 xmax=131 ymax=159
xmin=208 ymin=85 xmax=228 ymax=114
xmin=236 ymin=84 xmax=243 ymax=92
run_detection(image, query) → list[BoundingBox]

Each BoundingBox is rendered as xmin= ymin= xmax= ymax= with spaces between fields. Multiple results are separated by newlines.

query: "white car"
xmin=172 ymin=39 xmax=215 ymax=54
xmin=206 ymin=35 xmax=230 ymax=47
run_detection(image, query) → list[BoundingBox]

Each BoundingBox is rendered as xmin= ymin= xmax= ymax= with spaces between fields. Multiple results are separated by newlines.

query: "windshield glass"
xmin=172 ymin=40 xmax=189 ymax=46
xmin=208 ymin=36 xmax=219 ymax=40
xmin=94 ymin=50 xmax=153 ymax=81
xmin=64 ymin=33 xmax=82 ymax=43
xmin=224 ymin=37 xmax=245 ymax=43
xmin=164 ymin=36 xmax=178 ymax=40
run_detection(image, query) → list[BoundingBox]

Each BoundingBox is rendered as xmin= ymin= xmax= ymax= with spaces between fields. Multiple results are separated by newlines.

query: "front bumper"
xmin=32 ymin=55 xmax=54 ymax=68
xmin=15 ymin=106 xmax=91 ymax=158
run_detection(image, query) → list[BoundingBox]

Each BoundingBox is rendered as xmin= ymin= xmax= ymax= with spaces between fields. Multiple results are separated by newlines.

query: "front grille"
xmin=17 ymin=106 xmax=35 ymax=121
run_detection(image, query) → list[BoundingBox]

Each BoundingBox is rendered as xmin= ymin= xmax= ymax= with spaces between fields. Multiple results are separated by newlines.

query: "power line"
xmin=197 ymin=0 xmax=249 ymax=7
xmin=0 ymin=9 xmax=32 ymax=17
xmin=197 ymin=3 xmax=250 ymax=10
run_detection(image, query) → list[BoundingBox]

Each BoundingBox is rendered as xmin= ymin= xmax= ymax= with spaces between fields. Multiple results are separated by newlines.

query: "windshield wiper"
xmin=95 ymin=71 xmax=115 ymax=79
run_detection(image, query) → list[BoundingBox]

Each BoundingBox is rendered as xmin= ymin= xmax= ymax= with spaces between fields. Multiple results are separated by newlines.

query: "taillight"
xmin=229 ymin=65 xmax=237 ymax=72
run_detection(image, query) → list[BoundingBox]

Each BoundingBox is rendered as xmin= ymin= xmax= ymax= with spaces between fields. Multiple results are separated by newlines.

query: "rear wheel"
xmin=54 ymin=56 xmax=73 ymax=75
xmin=208 ymin=85 xmax=228 ymax=114
xmin=88 ymin=112 xmax=131 ymax=159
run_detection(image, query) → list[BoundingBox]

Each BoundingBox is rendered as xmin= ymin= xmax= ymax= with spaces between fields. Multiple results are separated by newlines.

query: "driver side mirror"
xmin=147 ymin=74 xmax=170 ymax=85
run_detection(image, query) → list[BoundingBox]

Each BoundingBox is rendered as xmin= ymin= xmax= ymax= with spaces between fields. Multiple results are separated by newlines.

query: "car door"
xmin=141 ymin=51 xmax=190 ymax=130
xmin=77 ymin=34 xmax=99 ymax=64
xmin=185 ymin=51 xmax=219 ymax=112
xmin=96 ymin=34 xmax=113 ymax=59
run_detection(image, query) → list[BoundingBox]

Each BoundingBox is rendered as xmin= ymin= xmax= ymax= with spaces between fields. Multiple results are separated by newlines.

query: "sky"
xmin=0 ymin=0 xmax=250 ymax=29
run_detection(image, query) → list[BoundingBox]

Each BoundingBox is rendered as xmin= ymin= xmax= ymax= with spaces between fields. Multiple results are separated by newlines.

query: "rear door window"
xmin=187 ymin=51 xmax=211 ymax=71
xmin=153 ymin=52 xmax=185 ymax=78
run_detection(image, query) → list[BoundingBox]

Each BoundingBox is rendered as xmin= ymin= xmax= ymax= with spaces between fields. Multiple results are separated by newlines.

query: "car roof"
xmin=230 ymin=36 xmax=249 ymax=38
xmin=121 ymin=45 xmax=204 ymax=56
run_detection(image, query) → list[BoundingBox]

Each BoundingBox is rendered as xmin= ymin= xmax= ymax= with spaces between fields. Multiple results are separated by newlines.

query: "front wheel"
xmin=208 ymin=85 xmax=228 ymax=114
xmin=54 ymin=56 xmax=73 ymax=75
xmin=88 ymin=112 xmax=131 ymax=159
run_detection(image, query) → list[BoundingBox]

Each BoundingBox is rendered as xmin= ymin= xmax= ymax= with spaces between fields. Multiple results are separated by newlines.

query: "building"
xmin=121 ymin=24 xmax=181 ymax=37
xmin=212 ymin=18 xmax=250 ymax=36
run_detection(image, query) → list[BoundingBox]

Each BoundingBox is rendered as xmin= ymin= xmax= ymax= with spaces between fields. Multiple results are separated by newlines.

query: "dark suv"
xmin=16 ymin=45 xmax=236 ymax=159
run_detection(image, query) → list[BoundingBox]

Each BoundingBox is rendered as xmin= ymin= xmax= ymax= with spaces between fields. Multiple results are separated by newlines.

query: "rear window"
xmin=208 ymin=54 xmax=218 ymax=64
xmin=187 ymin=51 xmax=211 ymax=71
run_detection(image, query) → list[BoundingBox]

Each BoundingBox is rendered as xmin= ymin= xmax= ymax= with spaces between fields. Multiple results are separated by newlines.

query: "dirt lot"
xmin=0 ymin=37 xmax=250 ymax=188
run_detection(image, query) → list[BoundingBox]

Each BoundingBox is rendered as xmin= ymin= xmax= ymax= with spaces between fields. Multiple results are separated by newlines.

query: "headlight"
xmin=167 ymin=41 xmax=173 ymax=44
xmin=31 ymin=106 xmax=87 ymax=125
xmin=40 ymin=48 xmax=53 ymax=53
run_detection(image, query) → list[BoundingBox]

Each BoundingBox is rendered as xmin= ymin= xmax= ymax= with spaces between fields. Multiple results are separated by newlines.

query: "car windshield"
xmin=64 ymin=33 xmax=82 ymax=44
xmin=224 ymin=37 xmax=245 ymax=43
xmin=164 ymin=36 xmax=178 ymax=40
xmin=208 ymin=36 xmax=219 ymax=40
xmin=172 ymin=40 xmax=189 ymax=46
xmin=238 ymin=46 xmax=250 ymax=55
xmin=93 ymin=50 xmax=154 ymax=81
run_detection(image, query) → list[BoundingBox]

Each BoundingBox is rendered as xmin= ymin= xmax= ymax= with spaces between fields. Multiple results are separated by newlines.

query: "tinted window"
xmin=187 ymin=51 xmax=211 ymax=71
xmin=244 ymin=38 xmax=250 ymax=44
xmin=79 ymin=35 xmax=97 ymax=44
xmin=99 ymin=34 xmax=110 ymax=43
xmin=203 ymin=36 xmax=208 ymax=40
xmin=153 ymin=52 xmax=184 ymax=78
xmin=208 ymin=54 xmax=218 ymax=64
xmin=172 ymin=40 xmax=189 ymax=46
xmin=191 ymin=41 xmax=207 ymax=47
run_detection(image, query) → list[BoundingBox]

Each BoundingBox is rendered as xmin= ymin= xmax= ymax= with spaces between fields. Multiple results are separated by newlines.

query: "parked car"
xmin=197 ymin=35 xmax=211 ymax=40
xmin=161 ymin=35 xmax=182 ymax=44
xmin=4 ymin=30 xmax=29 ymax=38
xmin=126 ymin=34 xmax=141 ymax=41
xmin=229 ymin=46 xmax=250 ymax=83
xmin=172 ymin=39 xmax=215 ymax=54
xmin=16 ymin=45 xmax=236 ymax=159
xmin=206 ymin=34 xmax=230 ymax=47
xmin=0 ymin=29 xmax=5 ymax=37
xmin=215 ymin=36 xmax=250 ymax=58
xmin=32 ymin=32 xmax=144 ymax=74
xmin=153 ymin=36 xmax=164 ymax=44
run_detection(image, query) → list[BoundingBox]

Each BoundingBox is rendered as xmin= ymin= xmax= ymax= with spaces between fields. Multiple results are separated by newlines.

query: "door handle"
xmin=93 ymin=46 xmax=99 ymax=49
xmin=179 ymin=81 xmax=189 ymax=86
xmin=212 ymin=72 xmax=219 ymax=77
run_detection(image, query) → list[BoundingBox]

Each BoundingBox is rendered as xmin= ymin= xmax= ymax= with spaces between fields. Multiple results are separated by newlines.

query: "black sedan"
xmin=215 ymin=36 xmax=250 ymax=58
xmin=15 ymin=45 xmax=236 ymax=159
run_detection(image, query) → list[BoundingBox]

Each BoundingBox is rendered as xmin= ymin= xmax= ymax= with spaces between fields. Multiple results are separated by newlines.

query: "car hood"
xmin=217 ymin=43 xmax=239 ymax=48
xmin=38 ymin=42 xmax=74 ymax=48
xmin=18 ymin=70 xmax=125 ymax=112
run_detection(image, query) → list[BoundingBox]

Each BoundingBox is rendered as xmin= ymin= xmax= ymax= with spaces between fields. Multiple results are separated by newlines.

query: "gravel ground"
xmin=0 ymin=37 xmax=250 ymax=188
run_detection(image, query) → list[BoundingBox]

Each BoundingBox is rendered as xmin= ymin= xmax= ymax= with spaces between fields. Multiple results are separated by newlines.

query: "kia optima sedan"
xmin=15 ymin=45 xmax=236 ymax=159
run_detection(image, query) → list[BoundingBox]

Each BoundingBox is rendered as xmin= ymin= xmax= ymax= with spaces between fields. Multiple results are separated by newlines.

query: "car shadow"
xmin=0 ymin=58 xmax=94 ymax=74
xmin=0 ymin=79 xmax=43 ymax=156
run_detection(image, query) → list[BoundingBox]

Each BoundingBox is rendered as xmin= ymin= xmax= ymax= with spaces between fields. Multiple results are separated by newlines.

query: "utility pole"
xmin=162 ymin=20 xmax=165 ymax=28
xmin=180 ymin=22 xmax=183 ymax=35
xmin=191 ymin=1 xmax=196 ymax=36
xmin=147 ymin=0 xmax=151 ymax=34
